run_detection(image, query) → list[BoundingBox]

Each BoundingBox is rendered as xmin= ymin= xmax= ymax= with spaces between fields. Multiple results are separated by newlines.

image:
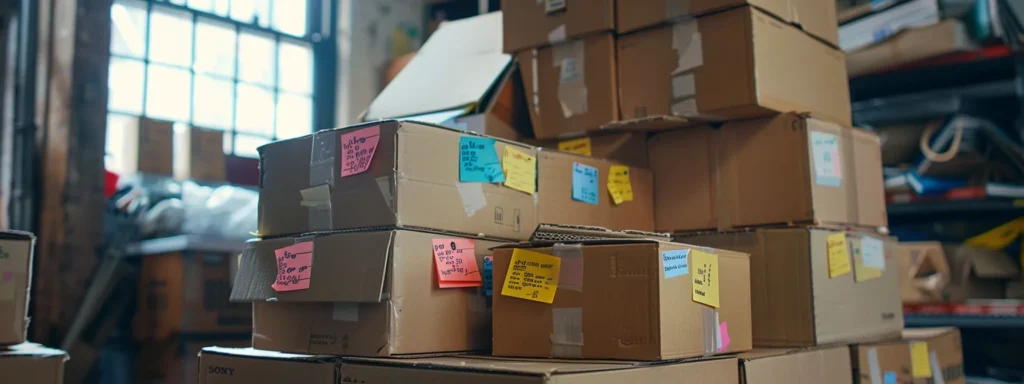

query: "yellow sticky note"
xmin=607 ymin=165 xmax=634 ymax=205
xmin=502 ymin=147 xmax=537 ymax=194
xmin=501 ymin=249 xmax=561 ymax=304
xmin=826 ymin=232 xmax=851 ymax=278
xmin=558 ymin=137 xmax=592 ymax=156
xmin=691 ymin=250 xmax=720 ymax=308
xmin=910 ymin=341 xmax=932 ymax=378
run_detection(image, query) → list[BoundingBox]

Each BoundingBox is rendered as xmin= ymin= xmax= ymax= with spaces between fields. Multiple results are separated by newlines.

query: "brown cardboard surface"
xmin=0 ymin=230 xmax=34 ymax=345
xmin=681 ymin=227 xmax=903 ymax=347
xmin=943 ymin=245 xmax=1020 ymax=301
xmin=501 ymin=0 xmax=615 ymax=52
xmin=257 ymin=120 xmax=538 ymax=240
xmin=197 ymin=347 xmax=338 ymax=384
xmin=899 ymin=242 xmax=950 ymax=303
xmin=847 ymin=20 xmax=972 ymax=77
xmin=618 ymin=6 xmax=851 ymax=127
xmin=138 ymin=338 xmax=249 ymax=384
xmin=537 ymin=150 xmax=655 ymax=232
xmin=648 ymin=114 xmax=886 ymax=233
xmin=616 ymin=0 xmax=839 ymax=46
xmin=341 ymin=355 xmax=739 ymax=383
xmin=739 ymin=346 xmax=853 ymax=384
xmin=491 ymin=240 xmax=752 ymax=361
xmin=175 ymin=126 xmax=226 ymax=181
xmin=902 ymin=327 xmax=966 ymax=384
xmin=0 ymin=343 xmax=68 ymax=384
xmin=525 ymin=132 xmax=649 ymax=168
xmin=851 ymin=341 xmax=913 ymax=384
xmin=517 ymin=33 xmax=618 ymax=139
xmin=121 ymin=117 xmax=175 ymax=176
xmin=234 ymin=229 xmax=500 ymax=356
xmin=134 ymin=251 xmax=251 ymax=340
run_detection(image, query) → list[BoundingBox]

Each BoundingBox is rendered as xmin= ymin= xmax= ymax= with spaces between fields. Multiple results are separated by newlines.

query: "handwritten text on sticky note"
xmin=827 ymin=232 xmax=851 ymax=278
xmin=502 ymin=147 xmax=536 ymax=194
xmin=572 ymin=162 xmax=599 ymax=205
xmin=558 ymin=137 xmax=592 ymax=156
xmin=691 ymin=250 xmax=720 ymax=308
xmin=340 ymin=125 xmax=381 ymax=177
xmin=432 ymin=238 xmax=482 ymax=288
xmin=272 ymin=241 xmax=314 ymax=292
xmin=501 ymin=249 xmax=561 ymax=303
xmin=607 ymin=165 xmax=634 ymax=205
xmin=911 ymin=341 xmax=932 ymax=378
xmin=459 ymin=137 xmax=506 ymax=183
xmin=861 ymin=236 xmax=885 ymax=270
xmin=662 ymin=249 xmax=690 ymax=279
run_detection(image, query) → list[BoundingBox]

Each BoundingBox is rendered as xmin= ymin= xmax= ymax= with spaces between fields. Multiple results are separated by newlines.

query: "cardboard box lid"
xmin=901 ymin=327 xmax=957 ymax=340
xmin=0 ymin=343 xmax=68 ymax=359
xmin=365 ymin=12 xmax=511 ymax=121
xmin=739 ymin=346 xmax=853 ymax=384
xmin=343 ymin=355 xmax=736 ymax=377
xmin=200 ymin=347 xmax=338 ymax=363
xmin=958 ymin=246 xmax=1020 ymax=280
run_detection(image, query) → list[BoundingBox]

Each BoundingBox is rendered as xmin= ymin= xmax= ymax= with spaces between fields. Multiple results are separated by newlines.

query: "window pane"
xmin=110 ymin=0 xmax=147 ymax=58
xmin=188 ymin=0 xmax=230 ymax=16
xmin=194 ymin=18 xmax=236 ymax=77
xmin=272 ymin=0 xmax=307 ymax=36
xmin=222 ymin=131 xmax=233 ymax=154
xmin=106 ymin=113 xmax=136 ymax=173
xmin=235 ymin=83 xmax=274 ymax=136
xmin=234 ymin=134 xmax=270 ymax=158
xmin=149 ymin=7 xmax=193 ymax=66
xmin=277 ymin=40 xmax=312 ymax=94
xmin=146 ymin=65 xmax=192 ymax=121
xmin=238 ymin=30 xmax=275 ymax=85
xmin=108 ymin=57 xmax=145 ymax=114
xmin=169 ymin=0 xmax=186 ymax=5
xmin=230 ymin=0 xmax=271 ymax=28
xmin=193 ymin=75 xmax=234 ymax=129
xmin=275 ymin=93 xmax=311 ymax=139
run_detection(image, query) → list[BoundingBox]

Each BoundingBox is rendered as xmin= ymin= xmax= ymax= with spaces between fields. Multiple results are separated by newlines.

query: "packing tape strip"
xmin=868 ymin=348 xmax=883 ymax=384
xmin=670 ymin=19 xmax=703 ymax=118
xmin=552 ymin=244 xmax=584 ymax=291
xmin=552 ymin=39 xmax=587 ymax=119
xmin=455 ymin=182 xmax=488 ymax=217
xmin=306 ymin=130 xmax=336 ymax=231
xmin=665 ymin=0 xmax=690 ymax=20
xmin=700 ymin=305 xmax=721 ymax=356
xmin=929 ymin=351 xmax=945 ymax=384
xmin=531 ymin=49 xmax=541 ymax=116
xmin=375 ymin=175 xmax=395 ymax=211
xmin=550 ymin=307 xmax=584 ymax=358
xmin=547 ymin=24 xmax=567 ymax=44
xmin=332 ymin=302 xmax=359 ymax=322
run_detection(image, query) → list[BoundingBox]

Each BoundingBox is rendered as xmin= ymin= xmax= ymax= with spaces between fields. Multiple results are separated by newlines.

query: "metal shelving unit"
xmin=904 ymin=302 xmax=1024 ymax=328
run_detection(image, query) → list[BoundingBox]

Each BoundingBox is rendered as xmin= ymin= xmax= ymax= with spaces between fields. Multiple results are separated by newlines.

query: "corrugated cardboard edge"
xmin=341 ymin=354 xmax=732 ymax=377
xmin=529 ymin=223 xmax=670 ymax=242
xmin=599 ymin=115 xmax=705 ymax=133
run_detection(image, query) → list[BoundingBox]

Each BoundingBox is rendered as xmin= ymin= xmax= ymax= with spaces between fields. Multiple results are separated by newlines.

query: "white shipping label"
xmin=861 ymin=236 xmax=886 ymax=270
xmin=810 ymin=131 xmax=842 ymax=187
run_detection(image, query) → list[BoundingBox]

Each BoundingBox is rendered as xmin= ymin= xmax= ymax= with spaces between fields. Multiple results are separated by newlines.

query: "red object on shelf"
xmin=863 ymin=45 xmax=1013 ymax=77
xmin=104 ymin=169 xmax=119 ymax=199
xmin=904 ymin=302 xmax=1024 ymax=316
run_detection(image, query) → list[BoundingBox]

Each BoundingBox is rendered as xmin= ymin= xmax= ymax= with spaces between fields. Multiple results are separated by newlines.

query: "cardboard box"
xmin=491 ymin=240 xmax=752 ymax=360
xmin=899 ymin=242 xmax=951 ymax=303
xmin=134 ymin=251 xmax=252 ymax=340
xmin=0 ymin=230 xmax=34 ymax=345
xmin=739 ymin=346 xmax=853 ymax=384
xmin=525 ymin=132 xmax=649 ymax=168
xmin=0 ymin=343 xmax=68 ymax=384
xmin=617 ymin=0 xmax=839 ymax=46
xmin=838 ymin=0 xmax=940 ymax=52
xmin=517 ymin=33 xmax=618 ymax=139
xmin=648 ymin=114 xmax=886 ymax=233
xmin=501 ymin=0 xmax=615 ymax=53
xmin=851 ymin=340 xmax=913 ymax=384
xmin=848 ymin=20 xmax=973 ymax=77
xmin=944 ymin=245 xmax=1020 ymax=301
xmin=682 ymin=227 xmax=903 ymax=347
xmin=537 ymin=149 xmax=655 ymax=232
xmin=257 ymin=120 xmax=538 ymax=240
xmin=618 ymin=6 xmax=851 ymax=127
xmin=198 ymin=347 xmax=339 ymax=384
xmin=175 ymin=126 xmax=226 ymax=181
xmin=341 ymin=355 xmax=739 ymax=383
xmin=120 ymin=117 xmax=175 ymax=176
xmin=902 ymin=328 xmax=965 ymax=384
xmin=365 ymin=12 xmax=529 ymax=141
xmin=139 ymin=338 xmax=250 ymax=384
xmin=231 ymin=229 xmax=500 ymax=356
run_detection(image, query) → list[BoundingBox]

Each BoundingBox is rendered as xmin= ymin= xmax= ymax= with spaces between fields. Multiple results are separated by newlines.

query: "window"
xmin=106 ymin=0 xmax=321 ymax=171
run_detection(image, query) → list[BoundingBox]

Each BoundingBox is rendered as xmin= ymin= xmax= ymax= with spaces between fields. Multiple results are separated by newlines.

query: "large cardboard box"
xmin=0 ymin=230 xmax=34 ymax=345
xmin=537 ymin=149 xmax=655 ymax=232
xmin=231 ymin=229 xmax=500 ymax=356
xmin=902 ymin=328 xmax=966 ymax=384
xmin=525 ymin=132 xmax=649 ymax=168
xmin=847 ymin=20 xmax=973 ymax=77
xmin=617 ymin=0 xmax=839 ymax=46
xmin=851 ymin=340 xmax=913 ymax=384
xmin=174 ymin=126 xmax=226 ymax=182
xmin=198 ymin=347 xmax=339 ymax=384
xmin=501 ymin=0 xmax=615 ymax=53
xmin=683 ymin=228 xmax=903 ymax=347
xmin=341 ymin=355 xmax=739 ymax=383
xmin=134 ymin=251 xmax=252 ymax=340
xmin=944 ymin=245 xmax=1020 ymax=301
xmin=648 ymin=114 xmax=886 ymax=233
xmin=119 ymin=117 xmax=175 ymax=176
xmin=257 ymin=121 xmax=538 ymax=240
xmin=739 ymin=346 xmax=853 ymax=384
xmin=491 ymin=240 xmax=752 ymax=360
xmin=618 ymin=6 xmax=851 ymax=127
xmin=899 ymin=242 xmax=951 ymax=303
xmin=0 ymin=343 xmax=68 ymax=384
xmin=517 ymin=33 xmax=618 ymax=139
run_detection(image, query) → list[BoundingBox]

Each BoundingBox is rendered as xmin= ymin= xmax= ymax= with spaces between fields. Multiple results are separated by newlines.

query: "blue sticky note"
xmin=483 ymin=256 xmax=493 ymax=296
xmin=459 ymin=137 xmax=506 ymax=183
xmin=662 ymin=249 xmax=690 ymax=279
xmin=883 ymin=371 xmax=896 ymax=384
xmin=572 ymin=162 xmax=599 ymax=205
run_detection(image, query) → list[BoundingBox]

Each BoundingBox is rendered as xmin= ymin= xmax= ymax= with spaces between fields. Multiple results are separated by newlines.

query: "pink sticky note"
xmin=340 ymin=125 xmax=381 ymax=177
xmin=718 ymin=322 xmax=731 ymax=352
xmin=432 ymin=238 xmax=482 ymax=288
xmin=272 ymin=241 xmax=314 ymax=292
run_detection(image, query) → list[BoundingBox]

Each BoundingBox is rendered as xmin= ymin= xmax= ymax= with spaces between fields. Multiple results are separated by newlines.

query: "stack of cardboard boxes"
xmin=0 ymin=230 xmax=69 ymax=383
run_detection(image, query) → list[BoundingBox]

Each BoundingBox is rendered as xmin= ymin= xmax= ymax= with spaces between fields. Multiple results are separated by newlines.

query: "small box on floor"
xmin=491 ymin=239 xmax=751 ymax=360
xmin=739 ymin=346 xmax=853 ymax=384
xmin=902 ymin=327 xmax=965 ymax=384
xmin=231 ymin=229 xmax=500 ymax=356
xmin=0 ymin=230 xmax=35 ymax=345
xmin=851 ymin=340 xmax=912 ymax=384
xmin=0 ymin=343 xmax=68 ymax=384
xmin=501 ymin=0 xmax=614 ymax=52
xmin=198 ymin=347 xmax=339 ymax=384
xmin=683 ymin=227 xmax=903 ymax=347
